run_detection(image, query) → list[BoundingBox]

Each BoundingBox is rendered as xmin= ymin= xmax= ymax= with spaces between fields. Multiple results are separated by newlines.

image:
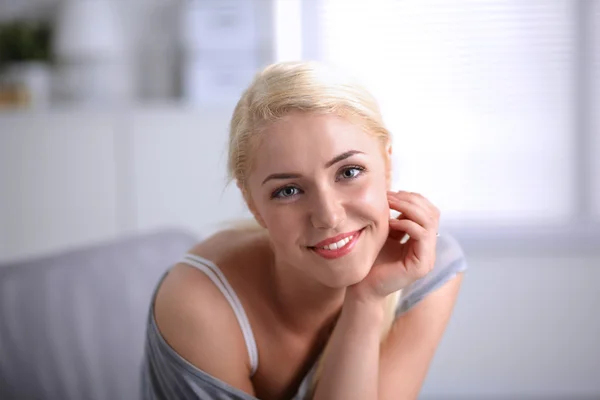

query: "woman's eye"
xmin=273 ymin=186 xmax=300 ymax=199
xmin=338 ymin=166 xmax=364 ymax=180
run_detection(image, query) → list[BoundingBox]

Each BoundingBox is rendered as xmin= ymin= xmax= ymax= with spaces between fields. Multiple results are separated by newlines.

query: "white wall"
xmin=128 ymin=106 xmax=251 ymax=235
xmin=0 ymin=107 xmax=251 ymax=262
xmin=0 ymin=111 xmax=121 ymax=260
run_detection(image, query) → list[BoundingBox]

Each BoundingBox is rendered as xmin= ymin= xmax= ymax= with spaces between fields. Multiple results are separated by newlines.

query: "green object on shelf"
xmin=0 ymin=20 xmax=53 ymax=69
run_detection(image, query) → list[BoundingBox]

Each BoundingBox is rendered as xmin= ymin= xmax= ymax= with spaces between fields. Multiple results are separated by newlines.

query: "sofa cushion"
xmin=0 ymin=229 xmax=197 ymax=400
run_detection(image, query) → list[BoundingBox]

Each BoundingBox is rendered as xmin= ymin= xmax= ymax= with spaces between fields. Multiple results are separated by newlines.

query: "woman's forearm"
xmin=312 ymin=288 xmax=385 ymax=400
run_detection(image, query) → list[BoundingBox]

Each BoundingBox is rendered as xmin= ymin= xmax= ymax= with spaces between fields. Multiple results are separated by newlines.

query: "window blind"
xmin=317 ymin=0 xmax=578 ymax=226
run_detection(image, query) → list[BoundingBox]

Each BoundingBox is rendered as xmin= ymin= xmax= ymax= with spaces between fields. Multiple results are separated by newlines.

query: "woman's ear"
xmin=385 ymin=143 xmax=393 ymax=189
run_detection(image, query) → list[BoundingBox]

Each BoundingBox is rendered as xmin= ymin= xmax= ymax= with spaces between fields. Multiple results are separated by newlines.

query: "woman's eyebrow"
xmin=324 ymin=150 xmax=364 ymax=168
xmin=261 ymin=150 xmax=365 ymax=185
xmin=262 ymin=172 xmax=301 ymax=185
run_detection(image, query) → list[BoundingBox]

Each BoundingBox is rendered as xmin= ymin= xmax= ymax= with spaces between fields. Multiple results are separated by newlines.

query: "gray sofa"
xmin=0 ymin=229 xmax=198 ymax=400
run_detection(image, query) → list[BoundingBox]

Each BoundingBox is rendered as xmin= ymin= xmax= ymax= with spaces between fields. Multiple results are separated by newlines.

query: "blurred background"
xmin=0 ymin=0 xmax=599 ymax=399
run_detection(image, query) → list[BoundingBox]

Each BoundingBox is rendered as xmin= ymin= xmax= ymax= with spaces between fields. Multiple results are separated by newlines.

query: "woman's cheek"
xmin=265 ymin=206 xmax=303 ymax=247
xmin=351 ymin=181 xmax=390 ymax=243
xmin=352 ymin=180 xmax=389 ymax=216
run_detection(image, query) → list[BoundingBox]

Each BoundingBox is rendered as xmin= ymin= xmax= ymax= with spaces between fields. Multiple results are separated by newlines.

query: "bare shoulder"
xmin=153 ymin=229 xmax=264 ymax=395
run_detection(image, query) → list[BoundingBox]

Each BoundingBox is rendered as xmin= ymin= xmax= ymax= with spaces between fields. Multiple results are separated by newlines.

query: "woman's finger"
xmin=388 ymin=191 xmax=440 ymax=220
xmin=388 ymin=218 xmax=429 ymax=242
xmin=387 ymin=196 xmax=437 ymax=230
xmin=389 ymin=207 xmax=407 ymax=221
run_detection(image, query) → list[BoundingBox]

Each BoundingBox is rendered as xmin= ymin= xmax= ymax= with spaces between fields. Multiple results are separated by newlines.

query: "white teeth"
xmin=320 ymin=235 xmax=353 ymax=250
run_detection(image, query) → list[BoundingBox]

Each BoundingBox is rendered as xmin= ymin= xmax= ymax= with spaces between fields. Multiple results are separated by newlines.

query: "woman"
xmin=142 ymin=61 xmax=467 ymax=400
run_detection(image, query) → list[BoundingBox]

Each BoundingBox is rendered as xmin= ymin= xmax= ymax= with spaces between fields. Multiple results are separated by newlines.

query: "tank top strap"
xmin=180 ymin=253 xmax=259 ymax=376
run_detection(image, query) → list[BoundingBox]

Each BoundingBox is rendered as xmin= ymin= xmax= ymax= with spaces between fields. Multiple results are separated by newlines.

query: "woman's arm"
xmin=379 ymin=272 xmax=463 ymax=400
xmin=313 ymin=272 xmax=463 ymax=400
xmin=312 ymin=286 xmax=386 ymax=400
xmin=154 ymin=263 xmax=256 ymax=396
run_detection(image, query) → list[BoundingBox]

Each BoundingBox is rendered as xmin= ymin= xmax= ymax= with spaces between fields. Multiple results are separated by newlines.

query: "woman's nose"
xmin=309 ymin=190 xmax=346 ymax=230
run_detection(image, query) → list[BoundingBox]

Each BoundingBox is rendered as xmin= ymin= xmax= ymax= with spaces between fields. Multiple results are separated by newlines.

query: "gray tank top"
xmin=141 ymin=234 xmax=467 ymax=400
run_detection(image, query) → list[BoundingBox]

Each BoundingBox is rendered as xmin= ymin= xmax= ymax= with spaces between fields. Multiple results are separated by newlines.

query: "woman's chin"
xmin=307 ymin=233 xmax=381 ymax=287
xmin=317 ymin=257 xmax=375 ymax=289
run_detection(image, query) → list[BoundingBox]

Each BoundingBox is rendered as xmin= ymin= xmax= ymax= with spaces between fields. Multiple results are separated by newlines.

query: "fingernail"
xmin=400 ymin=233 xmax=410 ymax=244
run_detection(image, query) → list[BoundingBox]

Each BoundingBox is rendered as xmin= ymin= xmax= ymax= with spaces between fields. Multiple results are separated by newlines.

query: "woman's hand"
xmin=350 ymin=191 xmax=440 ymax=301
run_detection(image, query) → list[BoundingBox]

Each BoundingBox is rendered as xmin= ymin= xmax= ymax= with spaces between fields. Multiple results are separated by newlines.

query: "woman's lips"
xmin=309 ymin=229 xmax=363 ymax=260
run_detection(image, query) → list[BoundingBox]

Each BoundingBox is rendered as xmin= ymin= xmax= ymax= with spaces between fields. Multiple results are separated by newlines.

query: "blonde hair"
xmin=228 ymin=61 xmax=391 ymax=187
xmin=227 ymin=61 xmax=400 ymax=397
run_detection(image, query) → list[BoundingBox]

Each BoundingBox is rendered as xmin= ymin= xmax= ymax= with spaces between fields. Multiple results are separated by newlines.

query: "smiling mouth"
xmin=308 ymin=228 xmax=364 ymax=259
xmin=313 ymin=234 xmax=355 ymax=250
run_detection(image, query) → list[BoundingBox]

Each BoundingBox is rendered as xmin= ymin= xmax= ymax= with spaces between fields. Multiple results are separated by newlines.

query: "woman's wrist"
xmin=344 ymin=285 xmax=386 ymax=325
xmin=346 ymin=279 xmax=388 ymax=305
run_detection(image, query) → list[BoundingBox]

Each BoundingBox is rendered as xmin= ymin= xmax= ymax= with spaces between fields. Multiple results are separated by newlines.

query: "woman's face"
xmin=245 ymin=112 xmax=391 ymax=288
